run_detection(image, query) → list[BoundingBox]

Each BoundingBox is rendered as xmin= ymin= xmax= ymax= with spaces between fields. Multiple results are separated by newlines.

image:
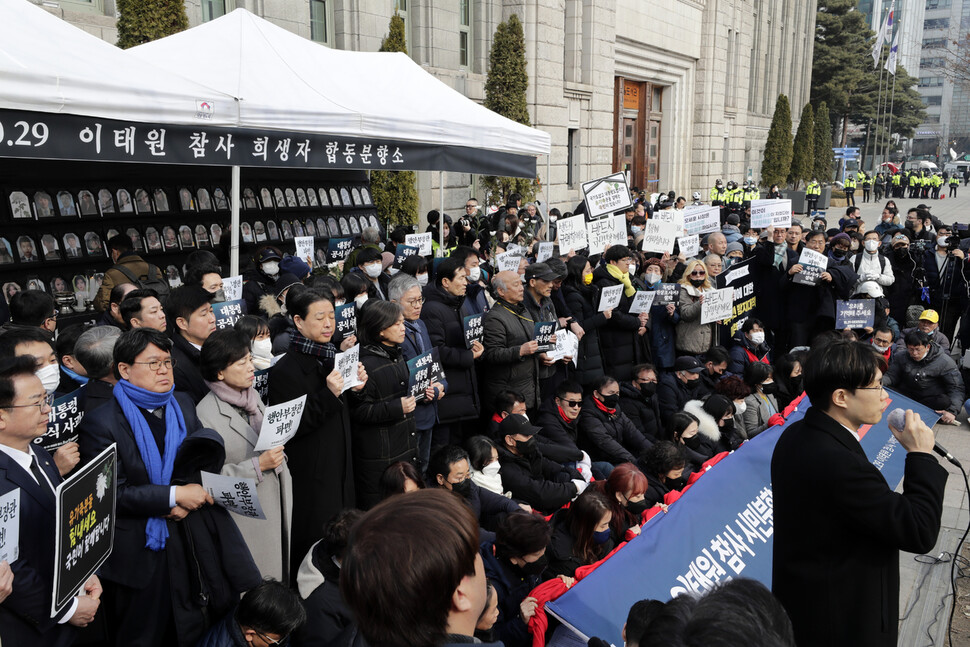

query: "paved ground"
xmin=818 ymin=183 xmax=970 ymax=229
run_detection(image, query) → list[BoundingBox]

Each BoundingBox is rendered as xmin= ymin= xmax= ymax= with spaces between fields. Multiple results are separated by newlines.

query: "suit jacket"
xmin=77 ymin=392 xmax=207 ymax=589
xmin=170 ymin=334 xmax=209 ymax=406
xmin=771 ymin=406 xmax=948 ymax=647
xmin=0 ymin=445 xmax=75 ymax=647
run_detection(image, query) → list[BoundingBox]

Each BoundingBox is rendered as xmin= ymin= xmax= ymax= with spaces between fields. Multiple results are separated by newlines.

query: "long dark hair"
xmin=358 ymin=300 xmax=403 ymax=347
xmin=565 ymin=254 xmax=595 ymax=296
xmin=567 ymin=488 xmax=612 ymax=566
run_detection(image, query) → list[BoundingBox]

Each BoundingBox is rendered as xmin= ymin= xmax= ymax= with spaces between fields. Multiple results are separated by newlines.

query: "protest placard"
xmin=52 ymin=444 xmax=116 ymax=617
xmin=335 ymin=344 xmax=361 ymax=392
xmin=463 ymin=314 xmax=484 ymax=349
xmin=548 ymin=329 xmax=579 ymax=366
xmin=294 ymin=236 xmax=314 ymax=264
xmin=214 ymin=299 xmax=245 ymax=330
xmin=0 ymin=489 xmax=20 ymax=563
xmin=793 ymin=248 xmax=829 ymax=286
xmin=836 ymin=300 xmax=875 ymax=329
xmin=701 ymin=287 xmax=735 ymax=324
xmin=587 ymin=217 xmax=621 ymax=254
xmin=641 ymin=220 xmax=677 ymax=254
xmin=677 ymin=234 xmax=700 ymax=258
xmin=654 ymin=283 xmax=681 ymax=306
xmin=682 ymin=205 xmax=721 ymax=235
xmin=536 ymin=242 xmax=554 ymax=263
xmin=35 ymin=388 xmax=84 ymax=452
xmin=506 ymin=243 xmax=527 ymax=257
xmin=750 ymin=199 xmax=792 ymax=229
xmin=598 ymin=284 xmax=624 ymax=312
xmin=253 ymin=368 xmax=270 ymax=401
xmin=652 ymin=209 xmax=684 ymax=233
xmin=407 ymin=349 xmax=447 ymax=401
xmin=582 ymin=172 xmax=634 ymax=219
xmin=629 ymin=291 xmax=657 ymax=314
xmin=534 ymin=321 xmax=557 ymax=353
xmin=222 ymin=275 xmax=243 ymax=301
xmin=405 ymin=232 xmax=433 ymax=256
xmin=327 ymin=237 xmax=354 ymax=263
xmin=253 ymin=395 xmax=307 ymax=451
xmin=495 ymin=251 xmax=521 ymax=273
xmin=335 ymin=303 xmax=357 ymax=337
xmin=715 ymin=258 xmax=757 ymax=340
xmin=394 ymin=244 xmax=419 ymax=266
xmin=557 ymin=215 xmax=588 ymax=254
xmin=202 ymin=472 xmax=266 ymax=520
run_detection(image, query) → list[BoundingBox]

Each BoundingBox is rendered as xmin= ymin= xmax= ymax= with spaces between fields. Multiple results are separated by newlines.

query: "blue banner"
xmin=545 ymin=390 xmax=936 ymax=645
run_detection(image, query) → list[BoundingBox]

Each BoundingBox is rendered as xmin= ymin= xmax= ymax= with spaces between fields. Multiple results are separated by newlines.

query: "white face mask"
xmin=335 ymin=299 xmax=346 ymax=307
xmin=252 ymin=337 xmax=273 ymax=359
xmin=261 ymin=261 xmax=279 ymax=277
xmin=645 ymin=273 xmax=662 ymax=285
xmin=36 ymin=363 xmax=60 ymax=395
xmin=631 ymin=226 xmax=642 ymax=236
xmin=482 ymin=462 xmax=501 ymax=477
xmin=388 ymin=267 xmax=400 ymax=276
xmin=354 ymin=294 xmax=369 ymax=308
xmin=864 ymin=239 xmax=880 ymax=253
xmin=364 ymin=262 xmax=383 ymax=278
xmin=750 ymin=331 xmax=766 ymax=345
xmin=734 ymin=400 xmax=747 ymax=415
xmin=416 ymin=273 xmax=429 ymax=287
xmin=467 ymin=266 xmax=481 ymax=283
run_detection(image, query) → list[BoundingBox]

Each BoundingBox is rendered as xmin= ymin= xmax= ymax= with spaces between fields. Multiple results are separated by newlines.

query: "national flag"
xmin=885 ymin=30 xmax=900 ymax=75
xmin=872 ymin=0 xmax=895 ymax=67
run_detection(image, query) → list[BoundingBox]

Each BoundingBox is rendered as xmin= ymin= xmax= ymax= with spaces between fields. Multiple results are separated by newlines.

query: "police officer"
xmin=862 ymin=173 xmax=872 ymax=203
xmin=710 ymin=179 xmax=726 ymax=206
xmin=950 ymin=172 xmax=960 ymax=198
xmin=806 ymin=178 xmax=821 ymax=214
xmin=843 ymin=174 xmax=856 ymax=207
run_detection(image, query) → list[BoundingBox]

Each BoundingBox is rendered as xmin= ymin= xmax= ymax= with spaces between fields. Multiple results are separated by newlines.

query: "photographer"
xmin=922 ymin=224 xmax=969 ymax=340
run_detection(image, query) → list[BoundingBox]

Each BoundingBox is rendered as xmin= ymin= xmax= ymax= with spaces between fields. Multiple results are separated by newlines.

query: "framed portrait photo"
xmin=178 ymin=187 xmax=194 ymax=212
xmin=351 ymin=188 xmax=362 ymax=206
xmin=15 ymin=235 xmax=39 ymax=263
xmin=213 ymin=187 xmax=229 ymax=211
xmin=273 ymin=188 xmax=286 ymax=210
xmin=56 ymin=191 xmax=77 ymax=217
xmin=241 ymin=222 xmax=254 ymax=244
xmin=260 ymin=187 xmax=273 ymax=210
xmin=98 ymin=188 xmax=115 ymax=214
xmin=116 ymin=189 xmax=133 ymax=213
xmin=40 ymin=234 xmax=61 ymax=261
xmin=153 ymin=188 xmax=171 ymax=213
xmin=133 ymin=188 xmax=153 ymax=215
xmin=296 ymin=188 xmax=308 ymax=207
xmin=80 ymin=232 xmax=102 ymax=258
xmin=307 ymin=188 xmax=318 ymax=208
xmin=8 ymin=191 xmax=31 ymax=220
xmin=196 ymin=188 xmax=212 ymax=212
xmin=266 ymin=220 xmax=280 ymax=241
xmin=0 ymin=238 xmax=15 ymax=265
xmin=318 ymin=188 xmax=330 ymax=207
xmin=144 ymin=227 xmax=163 ymax=252
xmin=178 ymin=225 xmax=196 ymax=250
xmin=49 ymin=276 xmax=70 ymax=294
xmin=253 ymin=221 xmax=266 ymax=243
xmin=33 ymin=191 xmax=54 ymax=218
xmin=77 ymin=190 xmax=98 ymax=216
xmin=162 ymin=226 xmax=179 ymax=251
xmin=2 ymin=281 xmax=21 ymax=303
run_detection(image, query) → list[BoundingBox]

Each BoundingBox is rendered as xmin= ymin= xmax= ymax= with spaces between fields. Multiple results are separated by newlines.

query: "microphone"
xmin=887 ymin=408 xmax=963 ymax=468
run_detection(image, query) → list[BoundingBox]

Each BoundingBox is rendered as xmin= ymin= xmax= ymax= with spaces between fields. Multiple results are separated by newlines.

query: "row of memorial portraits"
xmin=8 ymin=185 xmax=373 ymax=220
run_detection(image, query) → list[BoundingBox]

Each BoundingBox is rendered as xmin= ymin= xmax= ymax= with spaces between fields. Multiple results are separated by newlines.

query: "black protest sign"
xmin=335 ymin=303 xmax=357 ymax=337
xmin=463 ymin=314 xmax=484 ymax=349
xmin=654 ymin=283 xmax=681 ymax=306
xmin=395 ymin=244 xmax=419 ymax=266
xmin=53 ymin=444 xmax=116 ymax=616
xmin=836 ymin=300 xmax=875 ymax=329
xmin=214 ymin=299 xmax=246 ymax=330
xmin=254 ymin=368 xmax=270 ymax=401
xmin=407 ymin=349 xmax=446 ymax=401
xmin=792 ymin=265 xmax=823 ymax=286
xmin=716 ymin=258 xmax=757 ymax=339
xmin=35 ymin=388 xmax=84 ymax=452
xmin=327 ymin=238 xmax=354 ymax=263
xmin=534 ymin=321 xmax=557 ymax=352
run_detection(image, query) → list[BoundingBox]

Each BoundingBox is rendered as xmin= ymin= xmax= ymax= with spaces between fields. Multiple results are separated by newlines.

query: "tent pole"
xmin=230 ymin=165 xmax=241 ymax=277
xmin=439 ymin=171 xmax=445 ymax=255
xmin=545 ymin=153 xmax=551 ymax=241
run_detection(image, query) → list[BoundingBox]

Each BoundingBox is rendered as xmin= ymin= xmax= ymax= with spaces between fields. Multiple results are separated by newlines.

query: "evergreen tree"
xmin=116 ymin=0 xmax=188 ymax=49
xmin=480 ymin=14 xmax=538 ymax=205
xmin=814 ymin=102 xmax=834 ymax=182
xmin=788 ymin=103 xmax=815 ymax=188
xmin=762 ymin=95 xmax=793 ymax=188
xmin=369 ymin=13 xmax=419 ymax=226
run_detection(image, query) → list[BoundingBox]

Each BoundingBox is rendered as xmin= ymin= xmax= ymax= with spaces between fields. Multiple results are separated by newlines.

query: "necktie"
xmin=30 ymin=455 xmax=54 ymax=497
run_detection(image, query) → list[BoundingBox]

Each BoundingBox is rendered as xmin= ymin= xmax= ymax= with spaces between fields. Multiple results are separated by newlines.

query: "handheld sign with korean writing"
xmin=750 ymin=199 xmax=792 ymax=229
xmin=214 ymin=299 xmax=246 ymax=330
xmin=629 ymin=291 xmax=657 ymax=314
xmin=582 ymin=172 xmax=634 ymax=219
xmin=52 ymin=444 xmax=116 ymax=617
xmin=701 ymin=287 xmax=735 ymax=325
xmin=407 ymin=349 xmax=446 ymax=401
xmin=335 ymin=303 xmax=357 ymax=337
xmin=534 ymin=321 xmax=557 ymax=353
xmin=395 ymin=244 xmax=419 ymax=266
xmin=405 ymin=232 xmax=433 ymax=256
xmin=222 ymin=275 xmax=243 ymax=301
xmin=598 ymin=284 xmax=624 ymax=312
xmin=294 ymin=236 xmax=314 ymax=264
xmin=202 ymin=472 xmax=266 ymax=520
xmin=254 ymin=395 xmax=307 ymax=451
xmin=792 ymin=248 xmax=828 ymax=287
xmin=495 ymin=251 xmax=521 ymax=273
xmin=836 ymin=300 xmax=875 ymax=329
xmin=557 ymin=215 xmax=588 ymax=254
xmin=641 ymin=221 xmax=677 ymax=254
xmin=682 ymin=205 xmax=720 ymax=236
xmin=253 ymin=368 xmax=270 ymax=401
xmin=587 ymin=216 xmax=624 ymax=254
xmin=0 ymin=489 xmax=20 ymax=563
xmin=654 ymin=283 xmax=681 ymax=306
xmin=463 ymin=314 xmax=484 ymax=349
xmin=335 ymin=344 xmax=362 ymax=392
xmin=652 ymin=209 xmax=685 ymax=232
xmin=677 ymin=234 xmax=700 ymax=258
xmin=36 ymin=388 xmax=84 ymax=452
xmin=548 ymin=330 xmax=579 ymax=366
xmin=327 ymin=237 xmax=355 ymax=263
xmin=536 ymin=242 xmax=554 ymax=263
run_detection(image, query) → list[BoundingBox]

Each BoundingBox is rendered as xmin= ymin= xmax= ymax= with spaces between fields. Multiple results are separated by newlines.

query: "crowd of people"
xmin=0 ymin=183 xmax=966 ymax=647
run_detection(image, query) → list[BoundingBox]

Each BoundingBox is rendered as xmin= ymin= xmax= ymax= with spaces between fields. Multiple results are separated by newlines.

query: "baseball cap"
xmin=273 ymin=272 xmax=302 ymax=298
xmin=919 ymin=309 xmax=940 ymax=323
xmin=255 ymin=247 xmax=282 ymax=264
xmin=524 ymin=262 xmax=559 ymax=282
xmin=891 ymin=233 xmax=909 ymax=247
xmin=843 ymin=218 xmax=859 ymax=228
xmin=499 ymin=414 xmax=542 ymax=438
xmin=673 ymin=356 xmax=705 ymax=374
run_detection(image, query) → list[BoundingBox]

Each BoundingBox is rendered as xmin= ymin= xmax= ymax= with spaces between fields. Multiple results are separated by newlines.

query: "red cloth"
xmin=767 ymin=413 xmax=785 ymax=428
xmin=592 ymin=397 xmax=616 ymax=415
xmin=492 ymin=413 xmax=504 ymax=425
xmin=743 ymin=347 xmax=770 ymax=365
xmin=782 ymin=392 xmax=806 ymax=418
xmin=557 ymin=405 xmax=574 ymax=424
xmin=525 ymin=543 xmax=628 ymax=647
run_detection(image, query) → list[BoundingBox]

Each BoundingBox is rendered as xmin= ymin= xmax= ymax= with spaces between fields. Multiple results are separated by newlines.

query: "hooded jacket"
xmin=495 ymin=445 xmax=581 ymax=514
xmin=683 ymin=399 xmax=742 ymax=456
xmin=481 ymin=298 xmax=542 ymax=411
xmin=578 ymin=395 xmax=651 ymax=465
xmin=727 ymin=329 xmax=771 ymax=376
xmin=560 ymin=282 xmax=608 ymax=386
xmin=657 ymin=372 xmax=701 ymax=426
xmin=882 ymin=342 xmax=964 ymax=414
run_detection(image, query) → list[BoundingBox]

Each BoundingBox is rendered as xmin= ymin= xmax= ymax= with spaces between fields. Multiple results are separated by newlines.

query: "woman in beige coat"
xmin=675 ymin=259 xmax=718 ymax=355
xmin=197 ymin=328 xmax=292 ymax=581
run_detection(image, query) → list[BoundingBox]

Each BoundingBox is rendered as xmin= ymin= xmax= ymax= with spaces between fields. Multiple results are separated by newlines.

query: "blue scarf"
xmin=113 ymin=380 xmax=187 ymax=551
xmin=61 ymin=365 xmax=89 ymax=386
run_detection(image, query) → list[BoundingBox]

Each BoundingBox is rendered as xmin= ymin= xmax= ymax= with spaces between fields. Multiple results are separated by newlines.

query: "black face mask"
xmin=689 ymin=278 xmax=706 ymax=288
xmin=451 ymin=478 xmax=472 ymax=499
xmin=790 ymin=376 xmax=803 ymax=393
xmin=625 ymin=499 xmax=650 ymax=517
xmin=685 ymin=378 xmax=700 ymax=390
xmin=639 ymin=382 xmax=658 ymax=399
xmin=683 ymin=435 xmax=702 ymax=450
xmin=516 ymin=436 xmax=538 ymax=456
xmin=516 ymin=553 xmax=548 ymax=576
xmin=600 ymin=393 xmax=620 ymax=409
xmin=721 ymin=418 xmax=735 ymax=432
xmin=894 ymin=246 xmax=909 ymax=257
xmin=762 ymin=382 xmax=779 ymax=395
xmin=831 ymin=249 xmax=847 ymax=260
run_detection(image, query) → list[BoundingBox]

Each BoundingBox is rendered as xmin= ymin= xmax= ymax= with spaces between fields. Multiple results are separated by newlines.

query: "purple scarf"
xmin=205 ymin=380 xmax=264 ymax=433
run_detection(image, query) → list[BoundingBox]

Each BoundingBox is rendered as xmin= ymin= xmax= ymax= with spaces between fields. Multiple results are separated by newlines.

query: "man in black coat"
xmin=578 ymin=376 xmax=651 ymax=467
xmin=753 ymin=226 xmax=798 ymax=351
xmin=772 ymin=340 xmax=947 ymax=647
xmin=618 ymin=363 xmax=662 ymax=441
xmin=74 ymin=325 xmax=121 ymax=415
xmin=657 ymin=356 xmax=706 ymax=425
xmin=166 ymin=285 xmax=217 ymax=405
xmin=0 ymin=357 xmax=101 ymax=646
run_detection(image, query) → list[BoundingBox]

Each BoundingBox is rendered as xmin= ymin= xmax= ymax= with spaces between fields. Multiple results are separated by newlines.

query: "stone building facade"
xmin=39 ymin=0 xmax=815 ymax=218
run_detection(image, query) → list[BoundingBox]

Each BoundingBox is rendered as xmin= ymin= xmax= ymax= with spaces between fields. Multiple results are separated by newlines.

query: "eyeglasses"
xmin=465 ymin=204 xmax=477 ymax=209
xmin=559 ymin=399 xmax=582 ymax=408
xmin=4 ymin=393 xmax=54 ymax=411
xmin=132 ymin=358 xmax=177 ymax=372
xmin=855 ymin=384 xmax=886 ymax=392
xmin=405 ymin=297 xmax=425 ymax=307
xmin=255 ymin=630 xmax=288 ymax=646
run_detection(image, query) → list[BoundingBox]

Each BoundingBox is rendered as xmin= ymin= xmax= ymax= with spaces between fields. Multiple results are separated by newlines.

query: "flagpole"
xmin=885 ymin=71 xmax=898 ymax=169
xmin=872 ymin=58 xmax=887 ymax=173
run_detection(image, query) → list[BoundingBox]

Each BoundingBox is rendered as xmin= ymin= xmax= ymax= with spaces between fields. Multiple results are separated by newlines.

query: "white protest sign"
xmin=201 ymin=472 xmax=266 ymax=520
xmin=557 ymin=215 xmax=588 ymax=254
xmin=335 ymin=344 xmax=362 ymax=392
xmin=640 ymin=220 xmax=677 ymax=254
xmin=536 ymin=242 xmax=554 ymax=263
xmin=652 ymin=209 xmax=684 ymax=233
xmin=294 ymin=236 xmax=314 ymax=263
xmin=678 ymin=235 xmax=700 ymax=258
xmin=587 ymin=217 xmax=621 ymax=254
xmin=598 ymin=284 xmax=624 ymax=312
xmin=798 ymin=247 xmax=828 ymax=270
xmin=405 ymin=233 xmax=433 ymax=256
xmin=0 ymin=488 xmax=20 ymax=562
xmin=750 ymin=199 xmax=792 ymax=229
xmin=222 ymin=275 xmax=243 ymax=302
xmin=506 ymin=243 xmax=527 ymax=257
xmin=701 ymin=287 xmax=735 ymax=324
xmin=682 ymin=205 xmax=721 ymax=236
xmin=548 ymin=330 xmax=579 ymax=366
xmin=582 ymin=172 xmax=634 ymax=219
xmin=254 ymin=395 xmax=307 ymax=451
xmin=611 ymin=214 xmax=628 ymax=246
xmin=495 ymin=251 xmax=521 ymax=273
xmin=629 ymin=290 xmax=656 ymax=314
